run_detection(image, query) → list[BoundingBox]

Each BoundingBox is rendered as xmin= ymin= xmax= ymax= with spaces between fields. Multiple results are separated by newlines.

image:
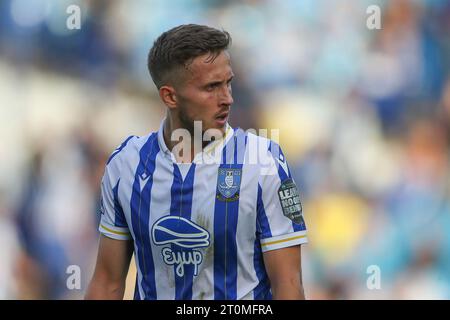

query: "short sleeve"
xmin=256 ymin=141 xmax=308 ymax=252
xmin=98 ymin=157 xmax=132 ymax=241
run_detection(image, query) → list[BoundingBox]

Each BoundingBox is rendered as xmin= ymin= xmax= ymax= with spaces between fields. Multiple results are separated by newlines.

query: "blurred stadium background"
xmin=1 ymin=0 xmax=450 ymax=299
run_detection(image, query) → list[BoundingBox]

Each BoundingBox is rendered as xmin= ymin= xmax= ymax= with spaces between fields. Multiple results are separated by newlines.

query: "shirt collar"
xmin=157 ymin=118 xmax=234 ymax=163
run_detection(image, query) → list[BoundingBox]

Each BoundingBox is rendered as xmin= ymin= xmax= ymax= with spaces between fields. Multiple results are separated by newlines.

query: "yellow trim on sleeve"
xmin=261 ymin=234 xmax=307 ymax=247
xmin=100 ymin=224 xmax=130 ymax=236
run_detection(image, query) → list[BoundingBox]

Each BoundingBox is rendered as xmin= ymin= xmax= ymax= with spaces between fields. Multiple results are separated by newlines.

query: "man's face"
xmin=175 ymin=50 xmax=234 ymax=134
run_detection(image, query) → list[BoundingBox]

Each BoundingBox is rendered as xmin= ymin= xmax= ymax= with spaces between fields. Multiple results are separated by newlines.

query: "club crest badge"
xmin=216 ymin=168 xmax=242 ymax=201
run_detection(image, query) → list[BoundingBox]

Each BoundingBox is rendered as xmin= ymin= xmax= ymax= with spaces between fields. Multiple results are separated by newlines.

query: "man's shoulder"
xmin=234 ymin=128 xmax=282 ymax=157
xmin=106 ymin=132 xmax=156 ymax=167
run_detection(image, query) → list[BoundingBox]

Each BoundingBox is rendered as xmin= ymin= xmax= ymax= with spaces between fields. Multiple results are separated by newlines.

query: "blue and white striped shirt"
xmin=98 ymin=120 xmax=308 ymax=300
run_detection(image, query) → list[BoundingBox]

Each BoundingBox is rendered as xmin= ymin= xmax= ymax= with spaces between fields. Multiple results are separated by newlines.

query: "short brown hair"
xmin=147 ymin=24 xmax=231 ymax=89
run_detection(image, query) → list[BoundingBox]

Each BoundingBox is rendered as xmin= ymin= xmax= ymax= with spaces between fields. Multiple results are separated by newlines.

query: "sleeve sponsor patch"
xmin=278 ymin=178 xmax=304 ymax=225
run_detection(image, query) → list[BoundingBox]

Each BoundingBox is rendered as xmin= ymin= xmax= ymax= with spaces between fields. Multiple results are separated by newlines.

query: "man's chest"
xmin=119 ymin=162 xmax=260 ymax=245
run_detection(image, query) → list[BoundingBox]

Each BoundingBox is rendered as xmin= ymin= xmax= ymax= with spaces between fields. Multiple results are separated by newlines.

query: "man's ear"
xmin=159 ymin=85 xmax=178 ymax=110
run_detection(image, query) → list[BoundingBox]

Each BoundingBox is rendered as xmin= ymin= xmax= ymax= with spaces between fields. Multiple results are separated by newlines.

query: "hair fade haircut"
xmin=147 ymin=24 xmax=231 ymax=89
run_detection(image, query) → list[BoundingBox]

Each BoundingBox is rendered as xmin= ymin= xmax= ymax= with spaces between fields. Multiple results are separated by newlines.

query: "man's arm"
xmin=85 ymin=235 xmax=134 ymax=300
xmin=263 ymin=245 xmax=305 ymax=300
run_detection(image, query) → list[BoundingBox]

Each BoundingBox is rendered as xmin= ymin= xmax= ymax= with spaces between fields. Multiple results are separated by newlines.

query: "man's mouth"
xmin=216 ymin=111 xmax=229 ymax=120
xmin=215 ymin=112 xmax=229 ymax=125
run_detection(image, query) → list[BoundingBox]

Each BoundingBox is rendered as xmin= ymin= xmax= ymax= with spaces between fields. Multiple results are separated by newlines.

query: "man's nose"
xmin=220 ymin=85 xmax=233 ymax=106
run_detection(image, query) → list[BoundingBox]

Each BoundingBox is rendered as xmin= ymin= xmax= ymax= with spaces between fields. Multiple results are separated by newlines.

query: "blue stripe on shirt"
xmin=170 ymin=163 xmax=197 ymax=299
xmin=130 ymin=133 xmax=159 ymax=299
xmin=107 ymin=135 xmax=136 ymax=165
xmin=254 ymin=183 xmax=272 ymax=299
xmin=112 ymin=179 xmax=127 ymax=228
xmin=133 ymin=274 xmax=141 ymax=300
xmin=213 ymin=130 xmax=246 ymax=299
xmin=257 ymin=183 xmax=272 ymax=239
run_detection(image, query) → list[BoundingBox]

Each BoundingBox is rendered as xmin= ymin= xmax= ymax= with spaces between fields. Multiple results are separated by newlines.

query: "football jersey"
xmin=98 ymin=120 xmax=308 ymax=300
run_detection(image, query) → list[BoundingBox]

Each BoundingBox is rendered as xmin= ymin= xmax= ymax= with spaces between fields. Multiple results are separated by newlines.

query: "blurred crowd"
xmin=1 ymin=0 xmax=449 ymax=299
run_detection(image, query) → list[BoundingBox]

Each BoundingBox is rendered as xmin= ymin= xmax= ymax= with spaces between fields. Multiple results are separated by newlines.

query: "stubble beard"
xmin=178 ymin=105 xmax=227 ymax=150
xmin=178 ymin=104 xmax=196 ymax=137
